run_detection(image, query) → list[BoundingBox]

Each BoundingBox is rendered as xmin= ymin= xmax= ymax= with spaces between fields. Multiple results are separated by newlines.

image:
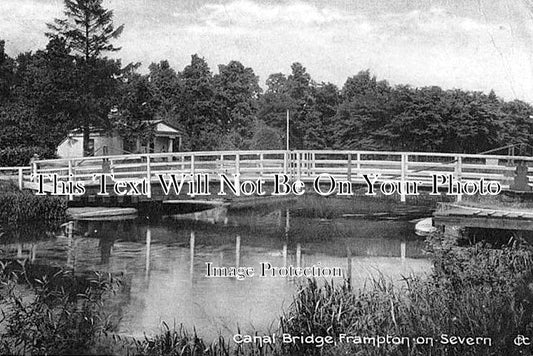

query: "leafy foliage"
xmin=2 ymin=2 xmax=533 ymax=157
xmin=0 ymin=146 xmax=55 ymax=166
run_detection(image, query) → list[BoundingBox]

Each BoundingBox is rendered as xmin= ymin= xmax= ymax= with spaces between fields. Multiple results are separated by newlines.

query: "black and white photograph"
xmin=1 ymin=0 xmax=533 ymax=355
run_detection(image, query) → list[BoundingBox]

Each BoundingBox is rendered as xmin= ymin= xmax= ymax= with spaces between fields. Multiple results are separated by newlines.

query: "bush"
xmin=0 ymin=191 xmax=67 ymax=224
xmin=249 ymin=121 xmax=283 ymax=150
xmin=0 ymin=146 xmax=55 ymax=167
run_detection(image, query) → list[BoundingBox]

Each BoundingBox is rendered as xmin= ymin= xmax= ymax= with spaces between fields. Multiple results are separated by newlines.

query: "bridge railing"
xmin=20 ymin=150 xmax=532 ymax=198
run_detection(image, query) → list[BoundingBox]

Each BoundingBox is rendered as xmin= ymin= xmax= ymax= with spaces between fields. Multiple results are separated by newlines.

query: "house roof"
xmin=146 ymin=120 xmax=181 ymax=136
xmin=58 ymin=120 xmax=181 ymax=147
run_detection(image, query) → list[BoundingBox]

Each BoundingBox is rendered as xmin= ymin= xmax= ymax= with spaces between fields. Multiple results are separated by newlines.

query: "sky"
xmin=1 ymin=0 xmax=533 ymax=103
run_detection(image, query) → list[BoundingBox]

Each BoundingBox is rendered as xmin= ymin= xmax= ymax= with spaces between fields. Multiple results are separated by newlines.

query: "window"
xmin=123 ymin=138 xmax=136 ymax=153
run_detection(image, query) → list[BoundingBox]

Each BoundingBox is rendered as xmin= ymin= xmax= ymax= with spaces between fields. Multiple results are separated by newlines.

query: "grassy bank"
xmin=230 ymin=193 xmax=440 ymax=220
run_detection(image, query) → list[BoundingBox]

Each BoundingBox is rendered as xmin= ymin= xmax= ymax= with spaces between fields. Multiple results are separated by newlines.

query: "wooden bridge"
xmin=0 ymin=150 xmax=530 ymax=203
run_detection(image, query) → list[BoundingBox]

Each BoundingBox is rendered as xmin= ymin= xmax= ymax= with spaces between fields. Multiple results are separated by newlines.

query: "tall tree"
xmin=114 ymin=65 xmax=156 ymax=153
xmin=148 ymin=60 xmax=181 ymax=125
xmin=46 ymin=0 xmax=124 ymax=156
xmin=0 ymin=40 xmax=15 ymax=103
xmin=47 ymin=0 xmax=123 ymax=61
xmin=177 ymin=54 xmax=219 ymax=150
xmin=213 ymin=60 xmax=261 ymax=137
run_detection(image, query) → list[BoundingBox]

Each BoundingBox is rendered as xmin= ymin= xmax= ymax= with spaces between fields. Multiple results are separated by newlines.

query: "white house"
xmin=57 ymin=120 xmax=182 ymax=158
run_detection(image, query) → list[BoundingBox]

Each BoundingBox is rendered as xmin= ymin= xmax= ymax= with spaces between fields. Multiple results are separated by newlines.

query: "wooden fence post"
xmin=18 ymin=167 xmax=23 ymax=190
xmin=312 ymin=152 xmax=316 ymax=175
xmin=356 ymin=153 xmax=361 ymax=177
xmin=297 ymin=152 xmax=301 ymax=180
xmin=68 ymin=160 xmax=73 ymax=201
xmin=235 ymin=153 xmax=241 ymax=196
xmin=455 ymin=156 xmax=462 ymax=202
xmin=235 ymin=153 xmax=240 ymax=176
xmin=347 ymin=153 xmax=352 ymax=181
xmin=259 ymin=153 xmax=264 ymax=177
xmin=400 ymin=153 xmax=407 ymax=203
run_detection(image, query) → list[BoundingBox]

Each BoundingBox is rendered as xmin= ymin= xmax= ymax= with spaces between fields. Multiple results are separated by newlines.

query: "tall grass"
xmin=277 ymin=235 xmax=533 ymax=356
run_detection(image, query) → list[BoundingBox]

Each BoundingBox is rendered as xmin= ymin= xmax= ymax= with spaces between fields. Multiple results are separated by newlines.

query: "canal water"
xmin=1 ymin=205 xmax=432 ymax=340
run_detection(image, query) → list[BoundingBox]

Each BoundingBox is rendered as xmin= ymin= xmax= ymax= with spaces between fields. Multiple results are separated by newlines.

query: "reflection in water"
xmin=1 ymin=206 xmax=432 ymax=340
xmin=146 ymin=228 xmax=151 ymax=276
xmin=190 ymin=231 xmax=194 ymax=278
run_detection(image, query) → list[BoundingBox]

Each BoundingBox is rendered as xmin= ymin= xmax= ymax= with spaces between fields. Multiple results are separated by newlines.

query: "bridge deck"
xmin=433 ymin=203 xmax=533 ymax=231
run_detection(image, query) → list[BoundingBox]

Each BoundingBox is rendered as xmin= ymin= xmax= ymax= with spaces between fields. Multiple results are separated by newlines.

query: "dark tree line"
xmin=1 ymin=0 xmax=533 ymax=163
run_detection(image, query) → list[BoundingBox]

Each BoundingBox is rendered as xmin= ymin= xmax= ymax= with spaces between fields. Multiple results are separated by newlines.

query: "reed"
xmin=277 ymin=236 xmax=533 ymax=356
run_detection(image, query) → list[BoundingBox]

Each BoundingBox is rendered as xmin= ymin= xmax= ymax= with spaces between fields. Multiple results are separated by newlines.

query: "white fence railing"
xmin=3 ymin=150 xmax=531 ymax=200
